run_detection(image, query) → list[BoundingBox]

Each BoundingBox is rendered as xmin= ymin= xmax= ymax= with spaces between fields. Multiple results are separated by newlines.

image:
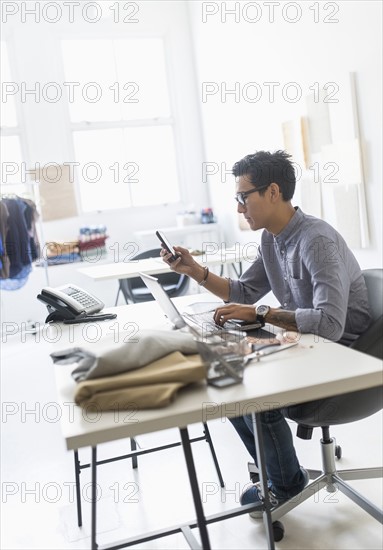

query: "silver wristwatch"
xmin=255 ymin=305 xmax=270 ymax=326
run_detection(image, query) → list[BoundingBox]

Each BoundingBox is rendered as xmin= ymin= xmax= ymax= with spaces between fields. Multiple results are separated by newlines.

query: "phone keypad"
xmin=69 ymin=287 xmax=99 ymax=309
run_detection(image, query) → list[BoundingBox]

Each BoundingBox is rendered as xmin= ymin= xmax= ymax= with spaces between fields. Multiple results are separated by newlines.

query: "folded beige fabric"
xmin=56 ymin=329 xmax=199 ymax=382
xmin=74 ymin=352 xmax=205 ymax=410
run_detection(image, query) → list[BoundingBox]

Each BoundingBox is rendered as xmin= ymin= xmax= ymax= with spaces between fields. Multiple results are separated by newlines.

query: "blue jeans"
xmin=230 ymin=410 xmax=306 ymax=499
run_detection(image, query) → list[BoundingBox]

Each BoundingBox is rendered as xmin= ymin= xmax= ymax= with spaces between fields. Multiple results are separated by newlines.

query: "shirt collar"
xmin=273 ymin=206 xmax=303 ymax=243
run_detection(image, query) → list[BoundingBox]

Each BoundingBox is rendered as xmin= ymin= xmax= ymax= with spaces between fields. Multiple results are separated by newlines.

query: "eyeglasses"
xmin=234 ymin=185 xmax=269 ymax=206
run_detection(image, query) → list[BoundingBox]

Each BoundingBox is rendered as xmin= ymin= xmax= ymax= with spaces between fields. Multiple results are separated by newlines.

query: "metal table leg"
xmin=203 ymin=422 xmax=225 ymax=488
xmin=130 ymin=438 xmax=138 ymax=469
xmin=180 ymin=426 xmax=211 ymax=550
xmin=74 ymin=450 xmax=83 ymax=527
xmin=91 ymin=446 xmax=98 ymax=550
xmin=251 ymin=412 xmax=275 ymax=550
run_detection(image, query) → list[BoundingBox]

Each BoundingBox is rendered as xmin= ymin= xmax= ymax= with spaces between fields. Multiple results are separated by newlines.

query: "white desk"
xmin=77 ymin=247 xmax=257 ymax=282
xmin=134 ymin=223 xmax=223 ymax=251
xmin=51 ymin=295 xmax=382 ymax=549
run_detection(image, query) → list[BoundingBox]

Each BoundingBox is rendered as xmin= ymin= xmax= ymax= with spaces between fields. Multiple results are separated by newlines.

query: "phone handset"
xmin=37 ymin=284 xmax=116 ymax=323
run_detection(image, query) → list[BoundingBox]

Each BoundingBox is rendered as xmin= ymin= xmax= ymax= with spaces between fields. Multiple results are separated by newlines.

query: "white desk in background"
xmin=133 ymin=223 xmax=223 ymax=251
xmin=77 ymin=246 xmax=257 ymax=282
xmin=52 ymin=295 xmax=382 ymax=550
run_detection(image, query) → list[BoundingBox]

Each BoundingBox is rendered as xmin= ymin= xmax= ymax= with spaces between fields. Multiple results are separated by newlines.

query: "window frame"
xmin=60 ymin=32 xmax=185 ymax=214
xmin=1 ymin=38 xmax=29 ymax=192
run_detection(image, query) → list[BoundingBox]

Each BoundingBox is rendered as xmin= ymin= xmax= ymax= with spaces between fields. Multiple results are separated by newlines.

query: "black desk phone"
xmin=37 ymin=284 xmax=116 ymax=324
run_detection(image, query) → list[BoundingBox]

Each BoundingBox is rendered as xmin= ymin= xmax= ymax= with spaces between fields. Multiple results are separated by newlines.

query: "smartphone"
xmin=229 ymin=320 xmax=263 ymax=330
xmin=156 ymin=230 xmax=180 ymax=262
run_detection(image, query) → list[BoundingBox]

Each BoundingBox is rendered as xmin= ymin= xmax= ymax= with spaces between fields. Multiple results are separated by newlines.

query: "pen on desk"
xmin=245 ymin=342 xmax=298 ymax=363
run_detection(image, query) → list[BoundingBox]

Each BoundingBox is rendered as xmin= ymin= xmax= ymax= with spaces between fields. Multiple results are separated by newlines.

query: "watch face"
xmin=257 ymin=305 xmax=269 ymax=316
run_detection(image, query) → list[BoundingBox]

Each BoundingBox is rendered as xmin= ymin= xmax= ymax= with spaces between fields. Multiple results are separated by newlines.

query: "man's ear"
xmin=269 ymin=182 xmax=280 ymax=201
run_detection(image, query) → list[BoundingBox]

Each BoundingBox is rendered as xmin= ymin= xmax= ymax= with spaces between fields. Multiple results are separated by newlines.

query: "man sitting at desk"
xmin=160 ymin=149 xmax=371 ymax=516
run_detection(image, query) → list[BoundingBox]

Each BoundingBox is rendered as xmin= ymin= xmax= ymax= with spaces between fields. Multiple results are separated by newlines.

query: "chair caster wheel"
xmin=335 ymin=445 xmax=342 ymax=459
xmin=273 ymin=520 xmax=285 ymax=542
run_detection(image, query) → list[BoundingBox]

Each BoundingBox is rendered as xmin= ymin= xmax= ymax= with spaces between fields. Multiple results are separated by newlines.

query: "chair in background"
xmin=251 ymin=268 xmax=383 ymax=542
xmin=115 ymin=248 xmax=190 ymax=305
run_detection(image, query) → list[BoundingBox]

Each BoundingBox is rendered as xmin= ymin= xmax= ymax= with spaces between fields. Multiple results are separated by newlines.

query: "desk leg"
xmin=91 ymin=446 xmax=98 ymax=550
xmin=251 ymin=412 xmax=275 ymax=550
xmin=180 ymin=427 xmax=211 ymax=550
xmin=130 ymin=437 xmax=138 ymax=469
xmin=73 ymin=450 xmax=83 ymax=527
xmin=203 ymin=422 xmax=224 ymax=488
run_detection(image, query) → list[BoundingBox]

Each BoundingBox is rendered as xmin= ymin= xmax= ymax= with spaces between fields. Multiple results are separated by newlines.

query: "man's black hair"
xmin=232 ymin=150 xmax=296 ymax=201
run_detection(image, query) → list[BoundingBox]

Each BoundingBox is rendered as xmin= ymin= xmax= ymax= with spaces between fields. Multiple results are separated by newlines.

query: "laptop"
xmin=139 ymin=272 xmax=264 ymax=334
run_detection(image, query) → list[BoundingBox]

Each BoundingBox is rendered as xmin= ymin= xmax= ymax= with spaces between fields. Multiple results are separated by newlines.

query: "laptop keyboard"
xmin=183 ymin=309 xmax=238 ymax=331
xmin=183 ymin=309 xmax=276 ymax=340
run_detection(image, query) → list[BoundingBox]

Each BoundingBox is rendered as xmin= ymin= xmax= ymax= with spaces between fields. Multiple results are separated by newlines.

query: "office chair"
xmin=251 ymin=269 xmax=383 ymax=542
xmin=115 ymin=248 xmax=190 ymax=305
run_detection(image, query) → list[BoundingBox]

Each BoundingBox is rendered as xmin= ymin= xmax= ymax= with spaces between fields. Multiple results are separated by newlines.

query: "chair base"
xmin=270 ymin=437 xmax=383 ymax=524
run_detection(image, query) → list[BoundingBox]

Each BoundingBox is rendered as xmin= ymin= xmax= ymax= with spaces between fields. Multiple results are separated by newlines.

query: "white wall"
xmin=188 ymin=0 xmax=383 ymax=268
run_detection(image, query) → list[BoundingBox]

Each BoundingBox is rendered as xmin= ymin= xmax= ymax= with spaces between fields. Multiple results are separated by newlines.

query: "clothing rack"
xmin=0 ymin=180 xmax=50 ymax=287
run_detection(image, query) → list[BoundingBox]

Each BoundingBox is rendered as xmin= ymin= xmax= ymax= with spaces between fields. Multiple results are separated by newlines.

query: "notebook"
xmin=139 ymin=272 xmax=263 ymax=333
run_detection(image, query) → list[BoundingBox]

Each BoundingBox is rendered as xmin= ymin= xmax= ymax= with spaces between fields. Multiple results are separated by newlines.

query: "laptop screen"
xmin=139 ymin=272 xmax=186 ymax=329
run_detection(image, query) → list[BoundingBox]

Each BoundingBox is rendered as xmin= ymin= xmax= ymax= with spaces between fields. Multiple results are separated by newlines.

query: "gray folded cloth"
xmin=50 ymin=329 xmax=198 ymax=382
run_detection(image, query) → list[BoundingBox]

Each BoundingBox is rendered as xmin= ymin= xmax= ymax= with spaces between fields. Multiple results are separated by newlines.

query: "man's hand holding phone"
xmin=157 ymin=230 xmax=199 ymax=275
xmin=159 ymin=244 xmax=196 ymax=273
xmin=156 ymin=230 xmax=180 ymax=262
xmin=156 ymin=229 xmax=231 ymax=301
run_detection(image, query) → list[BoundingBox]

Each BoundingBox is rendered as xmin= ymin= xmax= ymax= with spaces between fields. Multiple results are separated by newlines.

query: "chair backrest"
xmin=284 ymin=267 xmax=383 ymax=434
xmin=349 ymin=269 xmax=383 ymax=360
xmin=119 ymin=248 xmax=189 ymax=304
xmin=362 ymin=268 xmax=383 ymax=322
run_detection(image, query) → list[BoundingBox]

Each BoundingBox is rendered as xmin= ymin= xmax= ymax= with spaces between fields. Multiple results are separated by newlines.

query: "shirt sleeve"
xmin=229 ymin=247 xmax=271 ymax=304
xmin=295 ymin=236 xmax=350 ymax=341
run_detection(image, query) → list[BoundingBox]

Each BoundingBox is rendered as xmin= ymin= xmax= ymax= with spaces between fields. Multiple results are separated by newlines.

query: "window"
xmin=0 ymin=41 xmax=25 ymax=192
xmin=1 ymin=42 xmax=18 ymax=127
xmin=61 ymin=37 xmax=180 ymax=212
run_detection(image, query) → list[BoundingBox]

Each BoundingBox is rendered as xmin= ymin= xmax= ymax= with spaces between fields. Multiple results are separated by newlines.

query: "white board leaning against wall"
xmin=279 ymin=72 xmax=369 ymax=250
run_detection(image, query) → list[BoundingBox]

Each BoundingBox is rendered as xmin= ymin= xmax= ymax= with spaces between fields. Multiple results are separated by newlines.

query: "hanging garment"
xmin=22 ymin=198 xmax=41 ymax=261
xmin=0 ymin=201 xmax=10 ymax=278
xmin=0 ymin=197 xmax=40 ymax=290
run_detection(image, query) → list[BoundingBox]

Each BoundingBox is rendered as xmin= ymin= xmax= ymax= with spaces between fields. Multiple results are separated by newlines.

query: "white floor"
xmin=1 ymin=335 xmax=382 ymax=550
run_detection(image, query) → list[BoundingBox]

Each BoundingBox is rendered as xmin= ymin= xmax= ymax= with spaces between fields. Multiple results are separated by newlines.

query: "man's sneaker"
xmin=240 ymin=467 xmax=309 ymax=519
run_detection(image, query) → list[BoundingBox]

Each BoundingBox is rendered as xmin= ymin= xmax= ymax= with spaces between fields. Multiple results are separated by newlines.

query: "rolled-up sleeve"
xmin=229 ymin=251 xmax=271 ymax=304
